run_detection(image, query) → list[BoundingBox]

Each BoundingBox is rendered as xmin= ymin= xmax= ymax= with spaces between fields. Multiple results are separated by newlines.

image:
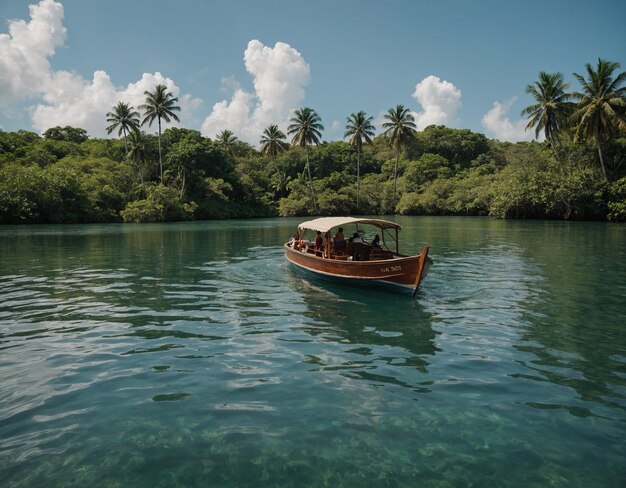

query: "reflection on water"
xmin=1 ymin=217 xmax=625 ymax=487
xmin=290 ymin=277 xmax=438 ymax=385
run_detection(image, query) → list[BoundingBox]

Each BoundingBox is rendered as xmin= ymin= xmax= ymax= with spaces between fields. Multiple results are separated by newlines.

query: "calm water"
xmin=1 ymin=217 xmax=625 ymax=487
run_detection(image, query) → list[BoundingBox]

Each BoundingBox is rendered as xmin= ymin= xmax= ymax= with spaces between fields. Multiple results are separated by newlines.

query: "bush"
xmin=0 ymin=163 xmax=90 ymax=223
xmin=397 ymin=179 xmax=453 ymax=215
xmin=607 ymin=177 xmax=626 ymax=222
xmin=121 ymin=184 xmax=196 ymax=223
xmin=278 ymin=194 xmax=313 ymax=217
xmin=489 ymin=157 xmax=606 ymax=220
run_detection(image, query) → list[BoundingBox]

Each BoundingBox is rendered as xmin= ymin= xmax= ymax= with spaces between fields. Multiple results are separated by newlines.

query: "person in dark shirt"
xmin=315 ymin=231 xmax=323 ymax=250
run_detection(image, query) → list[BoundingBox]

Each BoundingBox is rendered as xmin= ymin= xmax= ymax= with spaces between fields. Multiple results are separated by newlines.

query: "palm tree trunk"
xmin=394 ymin=151 xmax=399 ymax=204
xmin=550 ymin=134 xmax=563 ymax=164
xmin=305 ymin=148 xmax=318 ymax=214
xmin=356 ymin=145 xmax=361 ymax=211
xmin=273 ymin=158 xmax=283 ymax=196
xmin=158 ymin=117 xmax=163 ymax=184
xmin=180 ymin=168 xmax=186 ymax=199
xmin=595 ymin=128 xmax=608 ymax=180
xmin=123 ymin=127 xmax=128 ymax=154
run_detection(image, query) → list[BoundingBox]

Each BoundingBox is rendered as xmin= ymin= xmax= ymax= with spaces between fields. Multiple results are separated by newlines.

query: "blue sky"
xmin=1 ymin=0 xmax=624 ymax=145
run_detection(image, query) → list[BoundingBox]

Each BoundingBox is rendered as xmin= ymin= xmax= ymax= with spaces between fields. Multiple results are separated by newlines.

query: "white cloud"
xmin=481 ymin=97 xmax=536 ymax=142
xmin=0 ymin=0 xmax=66 ymax=103
xmin=411 ymin=75 xmax=462 ymax=130
xmin=220 ymin=75 xmax=240 ymax=94
xmin=31 ymin=70 xmax=202 ymax=137
xmin=201 ymin=40 xmax=310 ymax=144
xmin=32 ymin=70 xmax=116 ymax=135
xmin=1 ymin=1 xmax=202 ymax=137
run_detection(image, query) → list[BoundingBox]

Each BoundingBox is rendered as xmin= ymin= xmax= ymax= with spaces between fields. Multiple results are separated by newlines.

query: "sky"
xmin=1 ymin=0 xmax=625 ymax=146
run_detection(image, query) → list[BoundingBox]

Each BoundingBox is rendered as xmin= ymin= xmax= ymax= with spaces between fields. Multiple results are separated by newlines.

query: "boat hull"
xmin=284 ymin=244 xmax=429 ymax=292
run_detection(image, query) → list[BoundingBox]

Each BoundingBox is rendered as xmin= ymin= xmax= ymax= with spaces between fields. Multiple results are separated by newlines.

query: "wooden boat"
xmin=284 ymin=217 xmax=431 ymax=295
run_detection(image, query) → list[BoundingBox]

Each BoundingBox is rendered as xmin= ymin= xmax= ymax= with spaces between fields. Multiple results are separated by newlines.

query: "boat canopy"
xmin=298 ymin=217 xmax=402 ymax=233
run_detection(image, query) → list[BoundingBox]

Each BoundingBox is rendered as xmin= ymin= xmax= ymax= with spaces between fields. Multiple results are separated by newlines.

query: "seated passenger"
xmin=334 ymin=227 xmax=346 ymax=251
xmin=351 ymin=232 xmax=363 ymax=244
xmin=300 ymin=239 xmax=312 ymax=252
xmin=372 ymin=234 xmax=381 ymax=248
xmin=315 ymin=231 xmax=324 ymax=251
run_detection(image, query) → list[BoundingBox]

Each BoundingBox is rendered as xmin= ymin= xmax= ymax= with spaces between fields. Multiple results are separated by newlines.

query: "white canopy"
xmin=297 ymin=217 xmax=401 ymax=233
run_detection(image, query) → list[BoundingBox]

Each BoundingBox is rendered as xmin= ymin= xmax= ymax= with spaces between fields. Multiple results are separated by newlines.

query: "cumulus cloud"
xmin=0 ymin=0 xmax=66 ymax=103
xmin=31 ymin=71 xmax=201 ymax=137
xmin=1 ymin=0 xmax=201 ymax=137
xmin=201 ymin=40 xmax=310 ymax=144
xmin=481 ymin=97 xmax=536 ymax=142
xmin=411 ymin=75 xmax=462 ymax=130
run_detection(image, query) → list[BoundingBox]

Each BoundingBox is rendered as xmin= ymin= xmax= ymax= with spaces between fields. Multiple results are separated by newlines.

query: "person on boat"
xmin=351 ymin=232 xmax=363 ymax=244
xmin=372 ymin=235 xmax=381 ymax=248
xmin=334 ymin=227 xmax=346 ymax=251
xmin=315 ymin=231 xmax=324 ymax=251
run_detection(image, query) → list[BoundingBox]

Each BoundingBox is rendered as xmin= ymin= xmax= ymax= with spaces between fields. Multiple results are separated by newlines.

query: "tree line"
xmin=1 ymin=59 xmax=625 ymax=224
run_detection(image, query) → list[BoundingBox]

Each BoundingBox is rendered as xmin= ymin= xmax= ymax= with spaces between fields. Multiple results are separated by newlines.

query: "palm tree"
xmin=382 ymin=105 xmax=416 ymax=202
xmin=216 ymin=129 xmax=239 ymax=156
xmin=140 ymin=84 xmax=180 ymax=183
xmin=571 ymin=58 xmax=626 ymax=180
xmin=288 ymin=107 xmax=324 ymax=213
xmin=260 ymin=125 xmax=288 ymax=188
xmin=521 ymin=72 xmax=573 ymax=147
xmin=344 ymin=111 xmax=375 ymax=210
xmin=106 ymin=102 xmax=140 ymax=153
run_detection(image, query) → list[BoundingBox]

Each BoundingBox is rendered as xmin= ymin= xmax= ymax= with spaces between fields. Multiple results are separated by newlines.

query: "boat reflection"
xmin=288 ymin=272 xmax=439 ymax=392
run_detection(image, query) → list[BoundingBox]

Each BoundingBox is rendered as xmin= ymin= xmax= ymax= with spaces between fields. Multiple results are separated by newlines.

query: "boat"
xmin=284 ymin=217 xmax=432 ymax=295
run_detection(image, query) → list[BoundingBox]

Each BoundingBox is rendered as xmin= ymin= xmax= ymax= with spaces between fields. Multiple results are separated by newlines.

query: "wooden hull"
xmin=284 ymin=243 xmax=430 ymax=293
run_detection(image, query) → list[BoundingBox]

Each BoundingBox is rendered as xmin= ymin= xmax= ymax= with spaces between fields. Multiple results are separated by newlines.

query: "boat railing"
xmin=289 ymin=239 xmax=396 ymax=262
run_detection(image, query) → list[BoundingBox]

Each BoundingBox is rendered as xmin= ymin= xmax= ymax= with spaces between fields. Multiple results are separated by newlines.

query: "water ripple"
xmin=1 ymin=219 xmax=625 ymax=487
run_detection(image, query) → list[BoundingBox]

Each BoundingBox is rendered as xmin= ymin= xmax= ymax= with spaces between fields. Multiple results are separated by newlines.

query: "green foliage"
xmin=81 ymin=138 xmax=127 ymax=161
xmin=571 ymin=59 xmax=626 ymax=179
xmin=0 ymin=129 xmax=40 ymax=155
xmin=403 ymin=153 xmax=451 ymax=190
xmin=121 ymin=184 xmax=196 ymax=223
xmin=447 ymin=169 xmax=497 ymax=215
xmin=0 ymin=162 xmax=89 ymax=223
xmin=309 ymin=142 xmax=355 ymax=178
xmin=520 ymin=72 xmax=573 ymax=142
xmin=105 ymin=102 xmax=140 ymax=152
xmin=490 ymin=158 xmax=606 ymax=219
xmin=0 ymin=163 xmax=42 ymax=223
xmin=287 ymin=107 xmax=325 ymax=213
xmin=278 ymin=197 xmax=312 ymax=217
xmin=2 ymin=65 xmax=625 ymax=229
xmin=414 ymin=125 xmax=491 ymax=167
xmin=278 ymin=177 xmax=315 ymax=217
xmin=383 ymin=105 xmax=417 ymax=201
xmin=397 ymin=179 xmax=455 ymax=215
xmin=603 ymin=137 xmax=626 ymax=179
xmin=204 ymin=177 xmax=232 ymax=201
xmin=317 ymin=189 xmax=352 ymax=215
xmin=607 ymin=177 xmax=626 ymax=222
xmin=359 ymin=174 xmax=390 ymax=214
xmin=57 ymin=157 xmax=134 ymax=222
xmin=215 ymin=129 xmax=253 ymax=157
xmin=43 ymin=126 xmax=89 ymax=143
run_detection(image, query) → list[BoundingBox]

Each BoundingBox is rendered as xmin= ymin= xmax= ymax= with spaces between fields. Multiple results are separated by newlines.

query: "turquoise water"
xmin=1 ymin=217 xmax=625 ymax=487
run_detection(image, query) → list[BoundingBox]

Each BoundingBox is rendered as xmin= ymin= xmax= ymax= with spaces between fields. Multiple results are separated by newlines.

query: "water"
xmin=1 ymin=217 xmax=624 ymax=487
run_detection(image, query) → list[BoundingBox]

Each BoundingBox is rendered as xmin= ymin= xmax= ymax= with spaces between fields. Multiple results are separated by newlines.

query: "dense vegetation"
xmin=1 ymin=60 xmax=625 ymax=225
